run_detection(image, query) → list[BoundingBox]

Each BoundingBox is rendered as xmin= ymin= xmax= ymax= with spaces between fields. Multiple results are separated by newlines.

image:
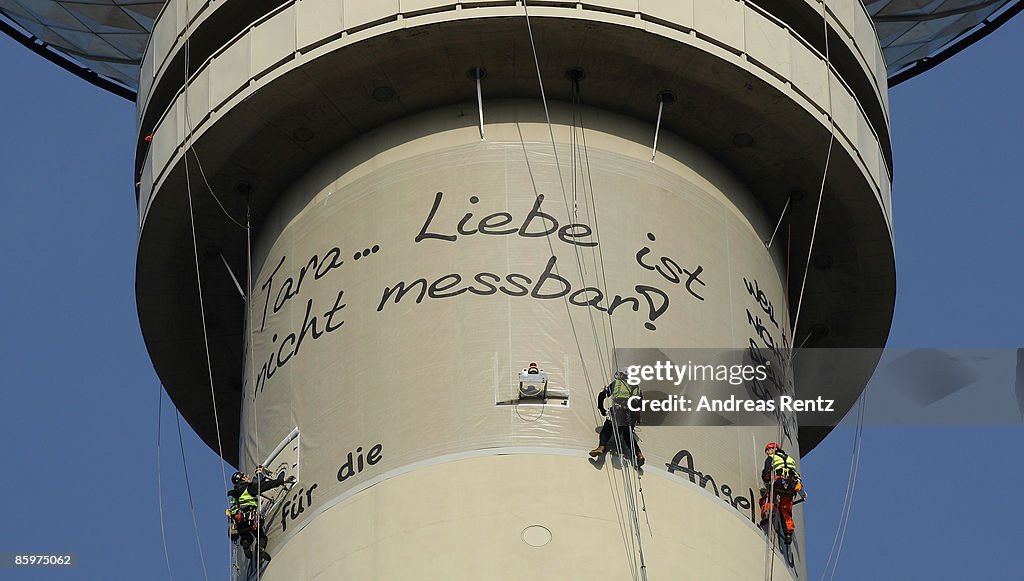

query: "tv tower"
xmin=2 ymin=1 xmax=1018 ymax=579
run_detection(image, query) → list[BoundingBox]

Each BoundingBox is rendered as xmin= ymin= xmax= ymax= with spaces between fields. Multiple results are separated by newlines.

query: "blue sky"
xmin=0 ymin=15 xmax=1021 ymax=579
xmin=800 ymin=14 xmax=1024 ymax=577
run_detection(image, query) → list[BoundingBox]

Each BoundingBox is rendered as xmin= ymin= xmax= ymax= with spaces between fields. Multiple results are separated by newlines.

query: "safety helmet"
xmin=764 ymin=442 xmax=779 ymax=453
xmin=613 ymin=370 xmax=627 ymax=381
xmin=231 ymin=471 xmax=246 ymax=485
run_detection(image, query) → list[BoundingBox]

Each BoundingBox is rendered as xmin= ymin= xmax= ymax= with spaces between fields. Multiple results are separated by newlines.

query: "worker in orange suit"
xmin=759 ymin=442 xmax=803 ymax=544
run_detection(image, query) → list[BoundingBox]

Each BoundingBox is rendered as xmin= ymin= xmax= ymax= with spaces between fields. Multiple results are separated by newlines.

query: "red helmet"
xmin=764 ymin=442 xmax=779 ymax=453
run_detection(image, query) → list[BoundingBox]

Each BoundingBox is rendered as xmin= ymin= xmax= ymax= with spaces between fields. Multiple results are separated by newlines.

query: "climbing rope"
xmin=519 ymin=3 xmax=646 ymax=576
xmin=575 ymin=89 xmax=647 ymax=580
xmin=180 ymin=30 xmax=239 ymax=581
xmin=792 ymin=0 xmax=837 ymax=340
xmin=568 ymin=83 xmax=614 ymax=382
xmin=762 ymin=421 xmax=786 ymax=581
xmin=765 ymin=0 xmax=839 ymax=572
xmin=564 ymin=82 xmax=650 ymax=577
xmin=179 ymin=0 xmax=229 ymax=494
xmin=156 ymin=385 xmax=174 ymax=581
xmin=820 ymin=389 xmax=867 ymax=581
xmin=571 ymin=96 xmax=614 ymax=369
xmin=609 ymin=409 xmax=648 ymax=581
xmin=512 ymin=118 xmax=646 ymax=577
xmin=184 ymin=149 xmax=236 ymax=568
xmin=522 ymin=0 xmax=616 ymax=379
xmin=575 ymin=102 xmax=622 ymax=373
xmin=175 ymin=408 xmax=211 ymax=581
xmin=246 ymin=197 xmax=269 ymax=578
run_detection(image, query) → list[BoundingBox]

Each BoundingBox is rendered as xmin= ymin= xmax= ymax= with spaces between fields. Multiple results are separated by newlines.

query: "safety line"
xmin=522 ymin=0 xmax=570 ymax=218
xmin=176 ymin=409 xmax=211 ymax=581
xmin=786 ymin=224 xmax=791 ymax=314
xmin=763 ymin=420 xmax=785 ymax=581
xmin=190 ymin=148 xmax=247 ymax=230
xmin=512 ymin=123 xmax=599 ymax=423
xmin=181 ymin=3 xmax=240 ymax=575
xmin=519 ymin=4 xmax=648 ymax=577
xmin=563 ymin=36 xmax=649 ymax=581
xmin=572 ymin=87 xmax=617 ymax=377
xmin=184 ymin=146 xmax=230 ymax=499
xmin=178 ymin=2 xmax=245 ymax=231
xmin=522 ymin=0 xmax=614 ymax=383
xmin=609 ymin=409 xmax=648 ymax=581
xmin=792 ymin=0 xmax=837 ymax=340
xmin=567 ymin=95 xmax=646 ymax=571
xmin=568 ymin=86 xmax=612 ymax=383
xmin=576 ymin=108 xmax=621 ymax=372
xmin=820 ymin=389 xmax=866 ymax=581
xmin=609 ymin=412 xmax=639 ymax=581
xmin=569 ymin=96 xmax=613 ymax=368
xmin=246 ymin=197 xmax=269 ymax=578
xmin=626 ymin=423 xmax=653 ymax=536
xmin=518 ymin=2 xmax=600 ymax=422
xmin=605 ymin=416 xmax=641 ymax=581
xmin=513 ymin=121 xmax=639 ymax=581
xmin=570 ymin=153 xmax=637 ymax=575
xmin=768 ymin=1 xmax=840 ymax=571
xmin=156 ymin=385 xmax=174 ymax=581
xmin=517 ymin=2 xmax=606 ymax=430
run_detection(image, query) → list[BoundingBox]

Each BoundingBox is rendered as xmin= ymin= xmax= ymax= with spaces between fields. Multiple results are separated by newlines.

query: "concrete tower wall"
xmin=133 ymin=1 xmax=895 ymax=580
xmin=136 ymin=1 xmax=893 ymax=226
xmin=243 ymin=102 xmax=798 ymax=577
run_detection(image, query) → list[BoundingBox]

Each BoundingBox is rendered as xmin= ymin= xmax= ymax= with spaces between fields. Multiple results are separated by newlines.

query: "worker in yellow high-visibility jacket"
xmin=227 ymin=466 xmax=294 ymax=563
xmin=588 ymin=371 xmax=644 ymax=467
xmin=760 ymin=442 xmax=803 ymax=544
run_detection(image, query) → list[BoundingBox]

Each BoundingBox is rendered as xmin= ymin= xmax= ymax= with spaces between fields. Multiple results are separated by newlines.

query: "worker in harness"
xmin=227 ymin=466 xmax=295 ymax=564
xmin=759 ymin=442 xmax=803 ymax=544
xmin=588 ymin=371 xmax=645 ymax=467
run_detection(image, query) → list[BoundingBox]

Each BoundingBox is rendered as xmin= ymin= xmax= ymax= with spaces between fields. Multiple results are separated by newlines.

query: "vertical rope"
xmin=180 ymin=2 xmax=241 ymax=575
xmin=571 ymin=85 xmax=640 ymax=575
xmin=515 ymin=11 xmax=637 ymax=571
xmin=180 ymin=0 xmax=229 ymax=502
xmin=518 ymin=4 xmax=647 ymax=576
xmin=521 ymin=0 xmax=570 ymax=211
xmin=183 ymin=119 xmax=230 ymax=492
xmin=571 ymin=95 xmax=614 ymax=369
xmin=821 ymin=390 xmax=867 ymax=581
xmin=608 ymin=406 xmax=647 ymax=581
xmin=792 ymin=0 xmax=837 ymax=339
xmin=175 ymin=410 xmax=210 ymax=581
xmin=156 ymin=385 xmax=174 ymax=581
xmin=577 ymin=109 xmax=620 ymax=372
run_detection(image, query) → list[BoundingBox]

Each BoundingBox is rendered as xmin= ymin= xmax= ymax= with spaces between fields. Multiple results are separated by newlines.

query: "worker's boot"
xmin=260 ymin=551 xmax=272 ymax=563
xmin=588 ymin=445 xmax=606 ymax=458
xmin=635 ymin=452 xmax=645 ymax=467
xmin=243 ymin=547 xmax=253 ymax=560
xmin=784 ymin=531 xmax=793 ymax=545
